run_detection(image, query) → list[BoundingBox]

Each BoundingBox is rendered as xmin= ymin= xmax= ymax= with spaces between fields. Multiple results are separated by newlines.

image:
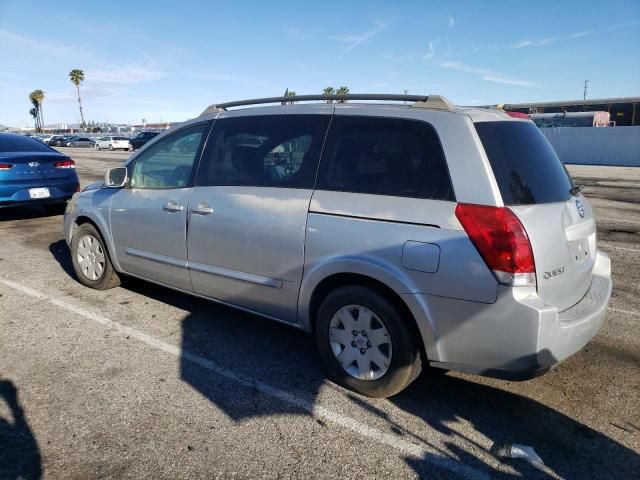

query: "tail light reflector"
xmin=0 ymin=163 xmax=13 ymax=170
xmin=54 ymin=159 xmax=75 ymax=169
xmin=455 ymin=203 xmax=536 ymax=287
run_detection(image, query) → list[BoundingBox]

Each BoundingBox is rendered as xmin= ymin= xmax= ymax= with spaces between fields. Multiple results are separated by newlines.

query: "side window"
xmin=130 ymin=123 xmax=209 ymax=189
xmin=316 ymin=116 xmax=455 ymax=201
xmin=196 ymin=115 xmax=330 ymax=188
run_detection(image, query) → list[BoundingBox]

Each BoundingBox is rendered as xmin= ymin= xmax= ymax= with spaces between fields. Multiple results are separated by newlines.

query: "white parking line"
xmin=610 ymin=307 xmax=640 ymax=317
xmin=0 ymin=278 xmax=489 ymax=480
xmin=598 ymin=217 xmax=640 ymax=225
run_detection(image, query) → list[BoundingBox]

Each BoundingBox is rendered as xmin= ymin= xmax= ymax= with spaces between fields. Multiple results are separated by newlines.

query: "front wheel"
xmin=71 ymin=223 xmax=120 ymax=290
xmin=95 ymin=144 xmax=100 ymax=150
xmin=129 ymin=145 xmax=135 ymax=151
xmin=315 ymin=285 xmax=422 ymax=398
xmin=108 ymin=144 xmax=114 ymax=151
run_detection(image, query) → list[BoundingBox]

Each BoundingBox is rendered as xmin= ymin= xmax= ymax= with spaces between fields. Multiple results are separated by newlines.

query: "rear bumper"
xmin=0 ymin=181 xmax=79 ymax=208
xmin=404 ymin=250 xmax=612 ymax=379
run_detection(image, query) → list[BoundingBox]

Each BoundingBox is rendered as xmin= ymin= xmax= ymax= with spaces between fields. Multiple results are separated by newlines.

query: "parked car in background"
xmin=64 ymin=94 xmax=612 ymax=398
xmin=67 ymin=137 xmax=95 ymax=148
xmin=45 ymin=135 xmax=62 ymax=146
xmin=49 ymin=136 xmax=71 ymax=147
xmin=128 ymin=131 xmax=160 ymax=151
xmin=0 ymin=132 xmax=79 ymax=214
xmin=95 ymin=136 xmax=130 ymax=151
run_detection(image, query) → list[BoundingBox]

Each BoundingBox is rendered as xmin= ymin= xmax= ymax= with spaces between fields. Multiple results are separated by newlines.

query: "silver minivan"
xmin=64 ymin=94 xmax=612 ymax=398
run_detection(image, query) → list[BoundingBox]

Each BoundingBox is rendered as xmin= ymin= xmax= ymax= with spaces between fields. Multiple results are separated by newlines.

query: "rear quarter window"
xmin=316 ymin=116 xmax=455 ymax=201
xmin=475 ymin=121 xmax=574 ymax=205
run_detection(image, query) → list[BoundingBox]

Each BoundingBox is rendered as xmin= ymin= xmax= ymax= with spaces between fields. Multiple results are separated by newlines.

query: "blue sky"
xmin=1 ymin=0 xmax=639 ymax=127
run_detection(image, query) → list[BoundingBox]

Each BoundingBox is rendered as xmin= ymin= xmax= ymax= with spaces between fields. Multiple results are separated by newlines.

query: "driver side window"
xmin=130 ymin=124 xmax=209 ymax=189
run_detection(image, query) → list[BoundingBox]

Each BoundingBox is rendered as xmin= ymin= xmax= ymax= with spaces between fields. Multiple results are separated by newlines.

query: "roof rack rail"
xmin=200 ymin=94 xmax=455 ymax=116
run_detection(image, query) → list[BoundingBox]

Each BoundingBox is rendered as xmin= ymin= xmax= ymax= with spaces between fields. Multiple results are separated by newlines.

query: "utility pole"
xmin=583 ymin=80 xmax=589 ymax=101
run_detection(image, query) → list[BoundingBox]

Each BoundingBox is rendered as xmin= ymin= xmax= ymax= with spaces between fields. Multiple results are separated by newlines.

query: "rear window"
xmin=316 ymin=116 xmax=455 ymax=201
xmin=475 ymin=121 xmax=573 ymax=205
xmin=0 ymin=134 xmax=55 ymax=153
xmin=113 ymin=136 xmax=128 ymax=140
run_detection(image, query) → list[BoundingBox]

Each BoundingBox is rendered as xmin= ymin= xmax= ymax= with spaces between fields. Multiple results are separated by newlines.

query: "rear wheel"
xmin=315 ymin=285 xmax=422 ymax=398
xmin=109 ymin=144 xmax=114 ymax=151
xmin=95 ymin=144 xmax=100 ymax=150
xmin=129 ymin=144 xmax=135 ymax=151
xmin=71 ymin=223 xmax=120 ymax=290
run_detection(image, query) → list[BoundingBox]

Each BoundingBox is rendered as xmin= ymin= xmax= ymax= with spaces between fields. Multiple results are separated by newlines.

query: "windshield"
xmin=475 ymin=121 xmax=574 ymax=205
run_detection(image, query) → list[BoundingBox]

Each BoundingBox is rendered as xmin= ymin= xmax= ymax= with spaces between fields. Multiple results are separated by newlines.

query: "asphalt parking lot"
xmin=1 ymin=148 xmax=638 ymax=479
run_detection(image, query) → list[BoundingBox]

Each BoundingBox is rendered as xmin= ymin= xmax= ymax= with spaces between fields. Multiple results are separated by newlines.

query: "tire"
xmin=71 ymin=223 xmax=120 ymax=290
xmin=109 ymin=144 xmax=114 ymax=151
xmin=43 ymin=202 xmax=67 ymax=216
xmin=315 ymin=285 xmax=422 ymax=398
xmin=95 ymin=144 xmax=100 ymax=150
xmin=129 ymin=145 xmax=135 ymax=151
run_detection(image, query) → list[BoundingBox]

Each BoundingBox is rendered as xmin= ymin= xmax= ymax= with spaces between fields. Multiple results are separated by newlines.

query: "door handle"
xmin=191 ymin=203 xmax=214 ymax=215
xmin=163 ymin=201 xmax=184 ymax=212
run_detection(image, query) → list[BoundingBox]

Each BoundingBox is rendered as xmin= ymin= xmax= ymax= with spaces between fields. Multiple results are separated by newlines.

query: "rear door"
xmin=474 ymin=120 xmax=595 ymax=310
xmin=187 ymin=111 xmax=332 ymax=322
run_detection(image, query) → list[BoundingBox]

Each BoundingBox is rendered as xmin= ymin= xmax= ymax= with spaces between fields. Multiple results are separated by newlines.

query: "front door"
xmin=187 ymin=112 xmax=332 ymax=322
xmin=110 ymin=122 xmax=211 ymax=291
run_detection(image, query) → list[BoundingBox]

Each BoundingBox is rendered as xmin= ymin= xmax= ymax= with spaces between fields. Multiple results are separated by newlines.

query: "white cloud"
xmin=448 ymin=16 xmax=455 ymax=28
xmin=0 ymin=29 xmax=87 ymax=58
xmin=331 ymin=20 xmax=388 ymax=53
xmin=424 ymin=40 xmax=437 ymax=59
xmin=439 ymin=61 xmax=535 ymax=87
xmin=87 ymin=61 xmax=163 ymax=85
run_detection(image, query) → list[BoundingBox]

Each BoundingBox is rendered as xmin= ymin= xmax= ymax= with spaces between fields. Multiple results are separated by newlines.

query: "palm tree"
xmin=69 ymin=69 xmax=86 ymax=127
xmin=286 ymin=90 xmax=297 ymax=105
xmin=323 ymin=86 xmax=335 ymax=103
xmin=32 ymin=89 xmax=45 ymax=131
xmin=28 ymin=91 xmax=41 ymax=132
xmin=29 ymin=107 xmax=39 ymax=132
xmin=335 ymin=86 xmax=350 ymax=103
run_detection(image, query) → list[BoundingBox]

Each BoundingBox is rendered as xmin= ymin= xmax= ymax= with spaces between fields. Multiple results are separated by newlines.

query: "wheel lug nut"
xmin=352 ymin=330 xmax=358 ymax=336
xmin=366 ymin=341 xmax=371 ymax=348
xmin=360 ymin=348 xmax=366 ymax=354
xmin=351 ymin=341 xmax=357 ymax=348
xmin=362 ymin=331 xmax=367 ymax=336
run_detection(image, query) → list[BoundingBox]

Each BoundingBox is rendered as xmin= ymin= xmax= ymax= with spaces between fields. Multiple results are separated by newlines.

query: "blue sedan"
xmin=0 ymin=133 xmax=80 ymax=213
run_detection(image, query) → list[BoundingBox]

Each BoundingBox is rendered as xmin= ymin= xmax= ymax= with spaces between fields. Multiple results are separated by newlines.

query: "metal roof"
xmin=501 ymin=96 xmax=640 ymax=109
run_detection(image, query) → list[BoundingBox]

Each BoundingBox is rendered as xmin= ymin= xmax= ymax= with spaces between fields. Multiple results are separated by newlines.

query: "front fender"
xmin=65 ymin=189 xmax=121 ymax=272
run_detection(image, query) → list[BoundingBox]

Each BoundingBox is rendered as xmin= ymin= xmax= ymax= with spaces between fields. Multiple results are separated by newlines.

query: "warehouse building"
xmin=503 ymin=97 xmax=639 ymax=126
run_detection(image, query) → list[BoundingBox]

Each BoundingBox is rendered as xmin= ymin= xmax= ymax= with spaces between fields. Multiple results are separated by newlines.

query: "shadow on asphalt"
xmin=0 ymin=379 xmax=41 ymax=480
xmin=49 ymin=244 xmax=640 ymax=479
xmin=0 ymin=204 xmax=62 ymax=221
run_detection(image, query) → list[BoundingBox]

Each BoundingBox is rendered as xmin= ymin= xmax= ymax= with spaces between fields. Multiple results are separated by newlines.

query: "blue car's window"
xmin=0 ymin=134 xmax=55 ymax=153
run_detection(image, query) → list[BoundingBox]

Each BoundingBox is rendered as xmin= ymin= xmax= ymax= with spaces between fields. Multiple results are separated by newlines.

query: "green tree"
xmin=69 ymin=69 xmax=86 ymax=127
xmin=335 ymin=86 xmax=350 ymax=103
xmin=32 ymin=89 xmax=45 ymax=131
xmin=285 ymin=90 xmax=297 ymax=105
xmin=29 ymin=107 xmax=39 ymax=132
xmin=323 ymin=86 xmax=335 ymax=103
xmin=28 ymin=91 xmax=41 ymax=131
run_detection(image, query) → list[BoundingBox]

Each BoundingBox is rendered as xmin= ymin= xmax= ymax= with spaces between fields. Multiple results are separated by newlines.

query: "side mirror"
xmin=105 ymin=167 xmax=128 ymax=188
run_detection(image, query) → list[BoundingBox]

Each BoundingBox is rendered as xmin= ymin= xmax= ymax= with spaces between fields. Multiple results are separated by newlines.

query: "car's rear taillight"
xmin=54 ymin=159 xmax=75 ymax=169
xmin=0 ymin=163 xmax=13 ymax=170
xmin=455 ymin=203 xmax=536 ymax=287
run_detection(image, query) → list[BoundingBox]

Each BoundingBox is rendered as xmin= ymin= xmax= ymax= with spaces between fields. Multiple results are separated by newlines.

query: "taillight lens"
xmin=54 ymin=159 xmax=75 ymax=169
xmin=455 ymin=203 xmax=536 ymax=287
xmin=0 ymin=163 xmax=13 ymax=170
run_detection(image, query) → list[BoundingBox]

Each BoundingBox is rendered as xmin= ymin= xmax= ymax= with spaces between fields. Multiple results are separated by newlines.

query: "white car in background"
xmin=94 ymin=136 xmax=130 ymax=151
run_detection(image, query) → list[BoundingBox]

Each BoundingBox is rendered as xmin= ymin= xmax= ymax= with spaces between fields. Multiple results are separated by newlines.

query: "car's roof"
xmin=194 ymin=101 xmax=522 ymax=125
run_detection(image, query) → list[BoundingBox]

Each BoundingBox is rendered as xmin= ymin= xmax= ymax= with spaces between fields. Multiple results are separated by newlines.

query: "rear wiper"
xmin=570 ymin=184 xmax=583 ymax=196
